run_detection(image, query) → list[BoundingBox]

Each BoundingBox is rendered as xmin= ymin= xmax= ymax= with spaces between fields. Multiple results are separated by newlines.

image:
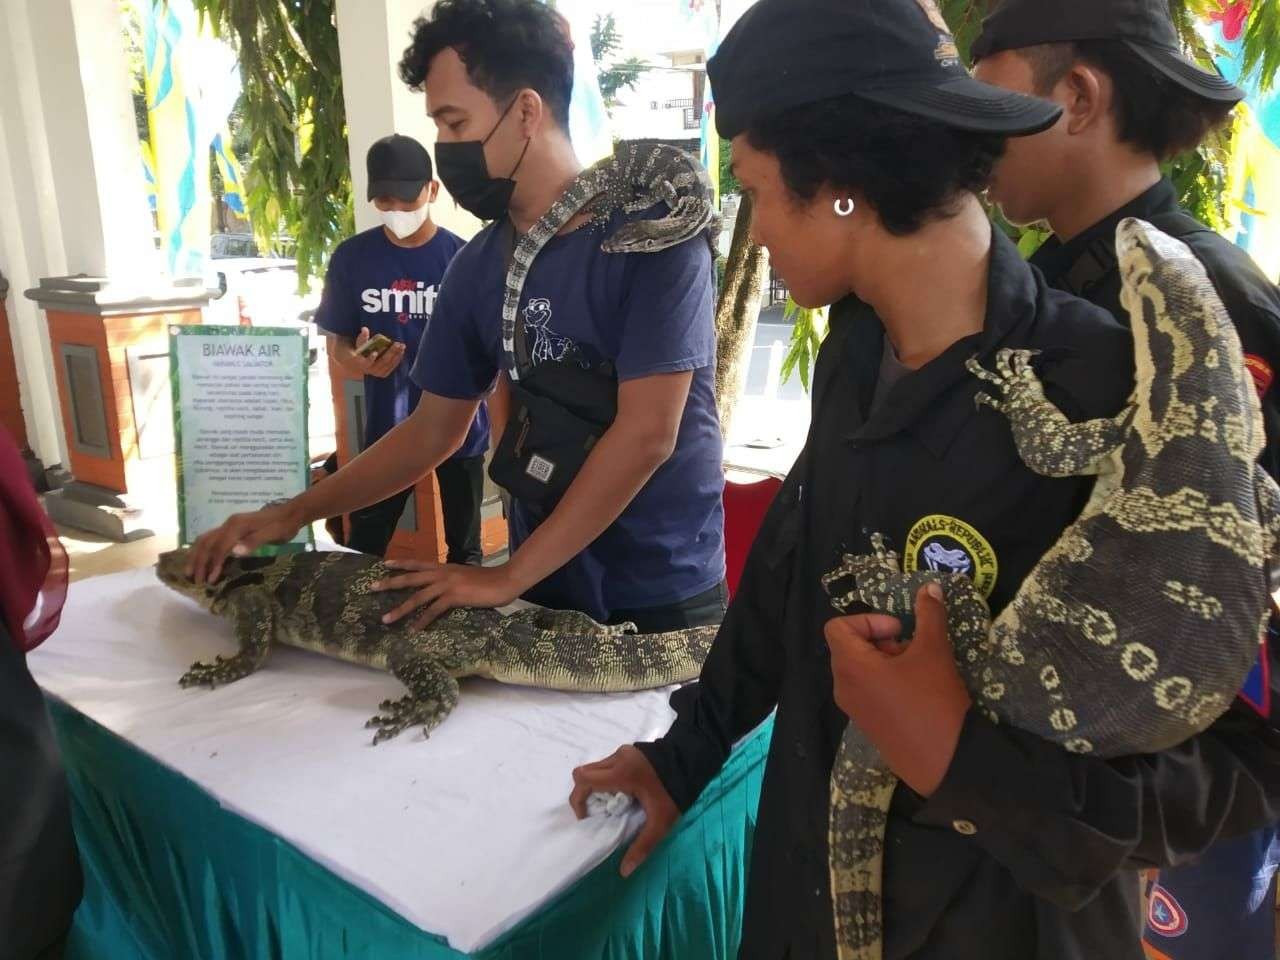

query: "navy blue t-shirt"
xmin=315 ymin=225 xmax=489 ymax=458
xmin=409 ymin=211 xmax=726 ymax=619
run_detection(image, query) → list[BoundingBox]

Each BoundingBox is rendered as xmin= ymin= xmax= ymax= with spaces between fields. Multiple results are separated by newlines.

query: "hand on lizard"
xmin=826 ymin=583 xmax=971 ymax=797
xmin=372 ymin=560 xmax=522 ymax=629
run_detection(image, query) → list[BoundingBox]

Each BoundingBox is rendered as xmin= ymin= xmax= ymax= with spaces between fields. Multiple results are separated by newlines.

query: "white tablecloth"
xmin=29 ymin=565 xmax=679 ymax=952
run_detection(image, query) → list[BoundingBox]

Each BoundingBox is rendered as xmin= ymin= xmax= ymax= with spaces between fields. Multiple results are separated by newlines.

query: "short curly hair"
xmin=1018 ymin=40 xmax=1234 ymax=160
xmin=398 ymin=0 xmax=574 ymax=130
xmin=744 ymin=95 xmax=1006 ymax=236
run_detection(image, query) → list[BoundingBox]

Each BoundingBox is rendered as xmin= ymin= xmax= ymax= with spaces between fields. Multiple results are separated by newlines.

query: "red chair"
xmin=722 ymin=474 xmax=784 ymax=599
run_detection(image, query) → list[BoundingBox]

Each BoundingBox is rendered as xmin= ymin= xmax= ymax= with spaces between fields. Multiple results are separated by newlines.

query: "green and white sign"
xmin=170 ymin=325 xmax=312 ymax=549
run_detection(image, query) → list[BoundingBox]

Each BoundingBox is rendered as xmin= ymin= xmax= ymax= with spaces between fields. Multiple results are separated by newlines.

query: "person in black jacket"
xmin=568 ymin=1 xmax=1280 ymax=957
xmin=971 ymin=2 xmax=1280 ymax=955
xmin=971 ymin=0 xmax=1280 ymax=483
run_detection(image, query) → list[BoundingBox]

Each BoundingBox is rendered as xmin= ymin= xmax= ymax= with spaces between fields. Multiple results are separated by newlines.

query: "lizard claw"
xmin=965 ymin=355 xmax=1001 ymax=385
xmin=180 ymin=659 xmax=232 ymax=688
xmin=974 ymin=392 xmax=1005 ymax=413
xmin=365 ymin=694 xmax=445 ymax=745
xmin=1009 ymin=349 xmax=1040 ymax=378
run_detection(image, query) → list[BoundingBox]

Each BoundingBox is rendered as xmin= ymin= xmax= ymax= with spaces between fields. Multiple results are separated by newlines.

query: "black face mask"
xmin=435 ymin=97 xmax=531 ymax=222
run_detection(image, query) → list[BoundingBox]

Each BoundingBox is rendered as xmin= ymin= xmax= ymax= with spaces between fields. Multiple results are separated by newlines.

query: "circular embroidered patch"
xmin=1147 ymin=885 xmax=1189 ymax=938
xmin=902 ymin=514 xmax=998 ymax=598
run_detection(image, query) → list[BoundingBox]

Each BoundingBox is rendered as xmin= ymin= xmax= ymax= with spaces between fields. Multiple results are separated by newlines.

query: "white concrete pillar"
xmin=0 ymin=112 xmax=63 ymax=464
xmin=0 ymin=0 xmax=158 ymax=466
xmin=22 ymin=0 xmax=156 ymax=280
xmin=335 ymin=0 xmax=484 ymax=239
xmin=0 ymin=0 xmax=70 ymax=465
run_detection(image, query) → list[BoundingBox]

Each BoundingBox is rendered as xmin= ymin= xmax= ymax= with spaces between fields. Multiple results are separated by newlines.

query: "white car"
xmin=204 ymin=258 xmax=325 ymax=364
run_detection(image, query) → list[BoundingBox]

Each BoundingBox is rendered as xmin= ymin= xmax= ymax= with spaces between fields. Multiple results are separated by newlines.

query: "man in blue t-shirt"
xmin=316 ymin=134 xmax=488 ymax=562
xmin=187 ymin=0 xmax=726 ymax=635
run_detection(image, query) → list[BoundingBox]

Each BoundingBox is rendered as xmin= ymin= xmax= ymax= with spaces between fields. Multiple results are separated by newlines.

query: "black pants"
xmin=31 ymin=935 xmax=66 ymax=960
xmin=347 ymin=455 xmax=485 ymax=563
xmin=607 ymin=579 xmax=729 ymax=634
xmin=0 ymin=625 xmax=82 ymax=960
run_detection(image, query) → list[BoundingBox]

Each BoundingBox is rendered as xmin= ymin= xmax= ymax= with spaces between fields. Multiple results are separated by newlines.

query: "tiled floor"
xmin=61 ymin=525 xmax=176 ymax=583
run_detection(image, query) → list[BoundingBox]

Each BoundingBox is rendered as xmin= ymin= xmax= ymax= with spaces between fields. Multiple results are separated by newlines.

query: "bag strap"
xmin=1058 ymin=211 xmax=1213 ymax=298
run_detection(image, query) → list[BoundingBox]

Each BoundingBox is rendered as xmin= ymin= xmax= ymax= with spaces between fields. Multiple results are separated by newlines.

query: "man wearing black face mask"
xmin=186 ymin=0 xmax=727 ymax=638
xmin=433 ymin=94 xmax=532 ymax=221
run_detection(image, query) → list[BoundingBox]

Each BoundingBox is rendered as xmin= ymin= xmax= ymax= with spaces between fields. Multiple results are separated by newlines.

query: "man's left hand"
xmin=825 ymin=582 xmax=972 ymax=797
xmin=372 ymin=561 xmax=522 ymax=629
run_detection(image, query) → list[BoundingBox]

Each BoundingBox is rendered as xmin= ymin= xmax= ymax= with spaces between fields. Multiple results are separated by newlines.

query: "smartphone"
xmin=355 ymin=333 xmax=394 ymax=360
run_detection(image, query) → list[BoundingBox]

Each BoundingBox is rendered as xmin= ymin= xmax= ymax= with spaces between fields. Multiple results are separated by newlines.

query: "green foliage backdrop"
xmin=189 ymin=0 xmax=354 ymax=288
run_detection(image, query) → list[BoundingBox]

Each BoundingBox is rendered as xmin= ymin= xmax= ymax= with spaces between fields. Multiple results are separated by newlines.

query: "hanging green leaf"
xmin=189 ymin=0 xmax=354 ymax=290
xmin=779 ymin=296 xmax=827 ymax=390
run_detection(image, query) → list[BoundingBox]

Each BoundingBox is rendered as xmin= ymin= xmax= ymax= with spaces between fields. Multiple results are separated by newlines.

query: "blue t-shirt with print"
xmin=315 ymin=225 xmax=489 ymax=458
xmin=409 ymin=211 xmax=726 ymax=620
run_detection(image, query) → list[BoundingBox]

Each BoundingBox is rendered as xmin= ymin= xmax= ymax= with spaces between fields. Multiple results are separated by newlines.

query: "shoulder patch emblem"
xmin=1244 ymin=354 xmax=1273 ymax=398
xmin=1147 ymin=885 xmax=1189 ymax=938
xmin=903 ymin=514 xmax=998 ymax=598
xmin=1236 ymin=617 xmax=1273 ymax=718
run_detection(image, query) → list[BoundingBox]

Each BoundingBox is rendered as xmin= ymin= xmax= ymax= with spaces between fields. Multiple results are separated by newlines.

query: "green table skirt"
xmin=48 ymin=698 xmax=772 ymax=960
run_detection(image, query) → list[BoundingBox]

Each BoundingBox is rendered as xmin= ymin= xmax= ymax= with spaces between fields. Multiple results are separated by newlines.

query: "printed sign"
xmin=170 ymin=325 xmax=312 ymax=549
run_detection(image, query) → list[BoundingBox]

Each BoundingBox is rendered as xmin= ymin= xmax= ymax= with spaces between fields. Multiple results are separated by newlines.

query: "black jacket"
xmin=638 ymin=229 xmax=1280 ymax=959
xmin=0 ymin=622 xmax=82 ymax=960
xmin=1030 ymin=178 xmax=1280 ymax=484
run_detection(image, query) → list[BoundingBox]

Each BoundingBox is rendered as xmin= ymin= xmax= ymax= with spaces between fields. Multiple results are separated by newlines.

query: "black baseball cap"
xmin=972 ymin=0 xmax=1244 ymax=103
xmin=708 ymin=0 xmax=1062 ymax=140
xmin=366 ymin=134 xmax=433 ymax=202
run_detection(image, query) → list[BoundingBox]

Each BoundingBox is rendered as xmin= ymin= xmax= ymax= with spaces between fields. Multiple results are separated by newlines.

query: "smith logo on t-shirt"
xmin=361 ymin=280 xmax=439 ymax=321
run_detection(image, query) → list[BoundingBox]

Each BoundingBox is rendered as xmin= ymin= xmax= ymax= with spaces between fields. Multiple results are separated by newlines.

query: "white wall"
xmin=0 ymin=0 xmax=162 ymax=465
xmin=611 ymin=66 xmax=703 ymax=141
xmin=25 ymin=0 xmax=155 ymax=280
xmin=0 ymin=0 xmax=72 ymax=465
xmin=335 ymin=0 xmax=484 ymax=240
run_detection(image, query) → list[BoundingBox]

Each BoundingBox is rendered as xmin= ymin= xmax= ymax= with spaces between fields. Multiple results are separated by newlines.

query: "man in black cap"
xmin=570 ymin=0 xmax=1280 ymax=958
xmin=971 ymin=5 xmax=1280 ymax=956
xmin=970 ymin=0 xmax=1280 ymax=477
xmin=315 ymin=133 xmax=488 ymax=562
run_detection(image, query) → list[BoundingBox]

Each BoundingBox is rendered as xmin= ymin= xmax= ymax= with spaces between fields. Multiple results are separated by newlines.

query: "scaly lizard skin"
xmin=821 ymin=219 xmax=1280 ymax=960
xmin=156 ymin=550 xmax=715 ymax=744
xmin=502 ymin=142 xmax=719 ymax=381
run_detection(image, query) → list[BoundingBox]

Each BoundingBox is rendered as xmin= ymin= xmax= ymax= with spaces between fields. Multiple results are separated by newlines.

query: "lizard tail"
xmin=480 ymin=608 xmax=717 ymax=692
xmin=829 ymin=724 xmax=895 ymax=960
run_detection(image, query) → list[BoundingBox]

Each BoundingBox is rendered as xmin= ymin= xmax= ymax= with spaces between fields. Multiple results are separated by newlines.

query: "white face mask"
xmin=378 ymin=202 xmax=430 ymax=239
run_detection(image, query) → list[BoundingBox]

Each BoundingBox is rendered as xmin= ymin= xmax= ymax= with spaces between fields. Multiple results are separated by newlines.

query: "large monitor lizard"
xmin=821 ymin=218 xmax=1280 ymax=960
xmin=157 ymin=550 xmax=715 ymax=744
xmin=501 ymin=141 xmax=719 ymax=382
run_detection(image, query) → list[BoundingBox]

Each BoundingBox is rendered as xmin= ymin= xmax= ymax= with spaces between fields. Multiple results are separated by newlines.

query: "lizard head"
xmin=1111 ymin=217 xmax=1259 ymax=458
xmin=1116 ymin=217 xmax=1213 ymax=329
xmin=155 ymin=549 xmax=223 ymax=611
xmin=1116 ymin=217 xmax=1250 ymax=421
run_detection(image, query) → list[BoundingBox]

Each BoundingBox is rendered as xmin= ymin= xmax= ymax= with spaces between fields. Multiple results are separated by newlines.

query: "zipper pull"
xmin=514 ymin=417 xmax=531 ymax=459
